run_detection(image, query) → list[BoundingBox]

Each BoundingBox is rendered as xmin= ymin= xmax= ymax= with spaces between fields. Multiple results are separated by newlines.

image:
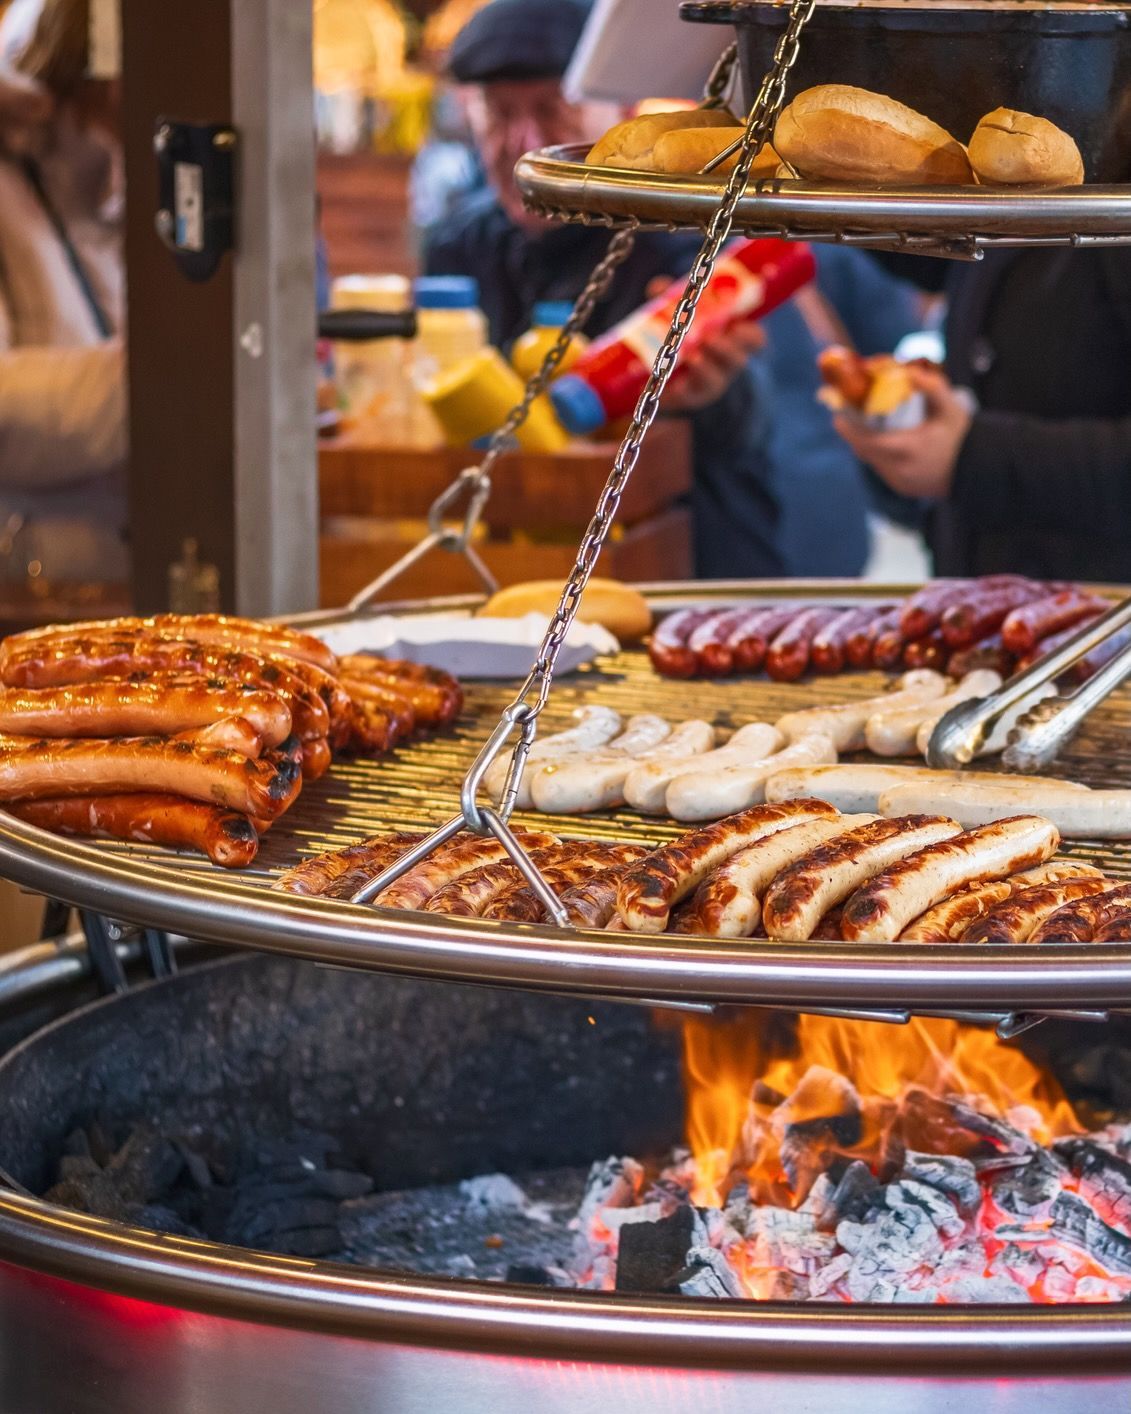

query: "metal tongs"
xmin=926 ymin=595 xmax=1131 ymax=771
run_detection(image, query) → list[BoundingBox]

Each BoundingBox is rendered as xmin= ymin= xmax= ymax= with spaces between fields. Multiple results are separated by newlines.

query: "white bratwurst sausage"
xmin=666 ymin=734 xmax=837 ymax=823
xmin=623 ymin=722 xmax=781 ymax=815
xmin=774 ymin=670 xmax=947 ymax=752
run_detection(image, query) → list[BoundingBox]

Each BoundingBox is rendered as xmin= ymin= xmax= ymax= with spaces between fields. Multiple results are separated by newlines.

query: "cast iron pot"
xmin=682 ymin=0 xmax=1131 ymax=182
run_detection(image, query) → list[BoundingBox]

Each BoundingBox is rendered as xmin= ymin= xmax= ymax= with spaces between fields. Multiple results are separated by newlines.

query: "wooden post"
xmin=121 ymin=0 xmax=316 ymax=615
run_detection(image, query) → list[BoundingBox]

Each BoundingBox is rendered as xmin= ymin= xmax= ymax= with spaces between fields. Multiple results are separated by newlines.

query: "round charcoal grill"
xmin=0 ymin=949 xmax=1129 ymax=1414
xmin=3 ymin=585 xmax=1131 ymax=1021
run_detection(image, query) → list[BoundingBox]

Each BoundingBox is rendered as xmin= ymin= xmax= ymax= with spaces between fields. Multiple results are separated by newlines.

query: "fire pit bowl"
xmin=0 ymin=954 xmax=1130 ymax=1414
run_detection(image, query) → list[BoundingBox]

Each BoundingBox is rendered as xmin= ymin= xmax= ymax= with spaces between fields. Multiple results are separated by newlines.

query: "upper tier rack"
xmin=515 ymin=146 xmax=1131 ymax=258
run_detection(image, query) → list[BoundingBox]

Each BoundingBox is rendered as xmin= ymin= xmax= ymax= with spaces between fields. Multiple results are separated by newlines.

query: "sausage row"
xmin=0 ymin=616 xmax=463 ymax=867
xmin=278 ymin=801 xmax=1126 ymax=945
xmin=648 ymin=577 xmax=1110 ymax=682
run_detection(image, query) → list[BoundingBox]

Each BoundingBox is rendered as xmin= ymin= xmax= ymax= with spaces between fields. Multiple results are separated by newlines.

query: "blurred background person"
xmin=421 ymin=0 xmax=780 ymax=580
xmin=0 ymin=0 xmax=128 ymax=585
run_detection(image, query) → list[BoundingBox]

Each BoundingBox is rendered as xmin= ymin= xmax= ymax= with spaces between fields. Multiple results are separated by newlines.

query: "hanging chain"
xmin=700 ymin=40 xmax=739 ymax=110
xmin=353 ymin=0 xmax=816 ymax=920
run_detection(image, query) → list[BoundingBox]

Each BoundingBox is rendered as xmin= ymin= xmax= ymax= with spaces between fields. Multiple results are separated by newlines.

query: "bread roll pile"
xmin=586 ymin=90 xmax=1085 ymax=188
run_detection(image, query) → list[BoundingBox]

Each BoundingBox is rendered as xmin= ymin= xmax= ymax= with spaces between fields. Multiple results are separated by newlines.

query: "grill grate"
xmin=69 ymin=648 xmax=1131 ymax=897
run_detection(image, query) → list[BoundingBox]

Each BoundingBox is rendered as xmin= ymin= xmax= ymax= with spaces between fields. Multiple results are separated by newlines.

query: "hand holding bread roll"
xmin=775 ymin=85 xmax=973 ymax=186
xmin=586 ymin=108 xmax=736 ymax=170
xmin=968 ymin=108 xmax=1084 ymax=187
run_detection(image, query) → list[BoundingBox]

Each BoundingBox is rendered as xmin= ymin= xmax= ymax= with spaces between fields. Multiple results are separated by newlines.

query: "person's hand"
xmin=665 ymin=322 xmax=766 ymax=412
xmin=833 ymin=364 xmax=973 ymax=500
xmin=643 ymin=275 xmax=766 ymax=413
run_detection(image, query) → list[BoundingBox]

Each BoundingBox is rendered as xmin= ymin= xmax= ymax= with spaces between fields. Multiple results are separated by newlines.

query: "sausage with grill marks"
xmin=688 ymin=813 xmax=877 ymax=938
xmin=898 ymin=862 xmax=1104 ymax=941
xmin=560 ymin=864 xmax=651 ymax=929
xmin=1030 ymin=883 xmax=1131 ymax=944
xmin=424 ymin=840 xmax=607 ymax=917
xmin=484 ymin=843 xmax=653 ymax=923
xmin=840 ymin=815 xmax=1060 ymax=943
xmin=762 ymin=814 xmax=961 ymax=942
xmin=960 ymin=876 xmax=1114 ymax=944
xmin=0 ymin=680 xmax=293 ymax=747
xmin=273 ymin=831 xmax=425 ymax=896
xmin=617 ymin=799 xmax=839 ymax=934
xmin=339 ymin=675 xmax=416 ymax=741
xmin=0 ymin=736 xmax=303 ymax=818
xmin=0 ymin=613 xmax=338 ymax=675
xmin=374 ymin=831 xmax=559 ymax=912
xmin=11 ymin=792 xmax=261 ymax=868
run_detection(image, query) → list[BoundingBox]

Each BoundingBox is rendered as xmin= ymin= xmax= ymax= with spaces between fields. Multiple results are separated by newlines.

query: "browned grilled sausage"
xmin=343 ymin=701 xmax=397 ymax=755
xmin=373 ymin=831 xmax=559 ymax=912
xmin=899 ymin=863 xmax=1103 ymax=942
xmin=339 ymin=676 xmax=416 ymax=740
xmin=424 ymin=841 xmax=607 ymax=917
xmin=945 ymin=632 xmax=1013 ymax=680
xmin=688 ymin=608 xmax=760 ymax=677
xmin=764 ymin=607 xmax=843 ymax=682
xmin=1091 ymin=909 xmax=1131 ymax=943
xmin=0 ymin=736 xmax=302 ymax=818
xmin=846 ymin=607 xmax=900 ymax=669
xmin=1001 ymin=591 xmax=1107 ymax=657
xmin=898 ymin=580 xmax=970 ymax=642
xmin=901 ymin=630 xmax=948 ymax=672
xmin=341 ymin=657 xmax=463 ymax=727
xmin=617 ymin=799 xmax=839 ymax=934
xmin=840 ymin=816 xmax=1060 ymax=943
xmin=177 ymin=716 xmax=263 ymax=758
xmin=728 ymin=606 xmax=802 ymax=674
xmin=273 ymin=831 xmax=425 ymax=896
xmin=810 ymin=606 xmax=888 ymax=675
xmin=939 ymin=581 xmax=1045 ymax=649
xmin=0 ymin=614 xmax=338 ymax=676
xmin=762 ymin=815 xmax=961 ymax=942
xmin=960 ymin=876 xmax=1113 ymax=944
xmin=300 ymin=736 xmax=332 ymax=781
xmin=559 ymin=866 xmax=649 ymax=929
xmin=0 ymin=639 xmax=330 ymax=742
xmin=485 ymin=843 xmax=653 ymax=923
xmin=0 ymin=680 xmax=293 ymax=747
xmin=10 ymin=793 xmax=261 ymax=868
xmin=1030 ymin=883 xmax=1131 ymax=944
xmin=647 ymin=608 xmax=715 ymax=678
xmin=871 ymin=621 xmax=909 ymax=671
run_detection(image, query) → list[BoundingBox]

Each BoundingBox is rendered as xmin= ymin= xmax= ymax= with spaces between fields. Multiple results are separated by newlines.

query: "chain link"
xmin=700 ymin=40 xmax=739 ymax=110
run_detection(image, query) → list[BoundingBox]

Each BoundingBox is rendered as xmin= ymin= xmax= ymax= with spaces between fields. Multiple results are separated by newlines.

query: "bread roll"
xmin=586 ymin=108 xmax=736 ymax=170
xmin=479 ymin=578 xmax=653 ymax=643
xmin=774 ymin=85 xmax=973 ymax=186
xmin=651 ymin=127 xmax=778 ymax=179
xmin=968 ymin=108 xmax=1084 ymax=187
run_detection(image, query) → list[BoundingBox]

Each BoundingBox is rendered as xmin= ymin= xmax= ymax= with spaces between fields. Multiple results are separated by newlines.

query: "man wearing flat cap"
xmin=424 ymin=0 xmax=782 ymax=579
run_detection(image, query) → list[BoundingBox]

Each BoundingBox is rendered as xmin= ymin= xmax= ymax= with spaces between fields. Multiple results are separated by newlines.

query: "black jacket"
xmin=892 ymin=248 xmax=1131 ymax=582
xmin=424 ymin=192 xmax=782 ymax=579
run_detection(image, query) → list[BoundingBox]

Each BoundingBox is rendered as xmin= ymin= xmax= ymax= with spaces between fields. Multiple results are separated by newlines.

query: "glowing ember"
xmin=571 ymin=1014 xmax=1131 ymax=1304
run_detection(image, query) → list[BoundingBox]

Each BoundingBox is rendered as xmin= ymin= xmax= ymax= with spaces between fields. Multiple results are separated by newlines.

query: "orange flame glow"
xmin=682 ymin=1012 xmax=1081 ymax=1208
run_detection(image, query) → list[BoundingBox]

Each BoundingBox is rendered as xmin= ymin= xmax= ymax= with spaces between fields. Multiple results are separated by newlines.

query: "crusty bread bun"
xmin=479 ymin=577 xmax=653 ymax=643
xmin=651 ymin=127 xmax=778 ymax=180
xmin=968 ymin=108 xmax=1084 ymax=187
xmin=774 ymin=85 xmax=974 ymax=186
xmin=586 ymin=107 xmax=736 ymax=170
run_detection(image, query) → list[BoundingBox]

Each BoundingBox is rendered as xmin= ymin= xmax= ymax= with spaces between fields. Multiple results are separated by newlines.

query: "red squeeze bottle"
xmin=549 ymin=238 xmax=815 ymax=434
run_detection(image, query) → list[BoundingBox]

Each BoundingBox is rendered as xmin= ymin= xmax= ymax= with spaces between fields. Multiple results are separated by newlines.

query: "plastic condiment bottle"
xmin=413 ymin=276 xmax=488 ymax=372
xmin=331 ymin=273 xmax=432 ymax=445
xmin=420 ymin=346 xmax=571 ymax=452
xmin=549 ymin=239 xmax=817 ymax=435
xmin=511 ymin=300 xmax=589 ymax=382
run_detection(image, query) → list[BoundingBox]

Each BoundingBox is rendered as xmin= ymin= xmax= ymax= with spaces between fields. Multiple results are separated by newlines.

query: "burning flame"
xmin=682 ymin=1012 xmax=1081 ymax=1208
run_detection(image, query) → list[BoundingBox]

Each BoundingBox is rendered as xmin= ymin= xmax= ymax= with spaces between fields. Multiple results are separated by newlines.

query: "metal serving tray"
xmin=2 ymin=582 xmax=1131 ymax=1016
xmin=515 ymin=146 xmax=1131 ymax=256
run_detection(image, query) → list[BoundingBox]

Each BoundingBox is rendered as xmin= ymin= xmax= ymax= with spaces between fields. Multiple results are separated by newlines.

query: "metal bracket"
xmin=79 ymin=912 xmax=176 ymax=996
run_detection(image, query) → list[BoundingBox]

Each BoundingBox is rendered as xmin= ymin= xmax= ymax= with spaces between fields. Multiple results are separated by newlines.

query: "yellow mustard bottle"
xmin=511 ymin=301 xmax=588 ymax=382
xmin=420 ymin=346 xmax=571 ymax=452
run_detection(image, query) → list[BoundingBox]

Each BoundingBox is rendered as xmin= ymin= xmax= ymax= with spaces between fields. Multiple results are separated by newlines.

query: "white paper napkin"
xmin=316 ymin=613 xmax=619 ymax=679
